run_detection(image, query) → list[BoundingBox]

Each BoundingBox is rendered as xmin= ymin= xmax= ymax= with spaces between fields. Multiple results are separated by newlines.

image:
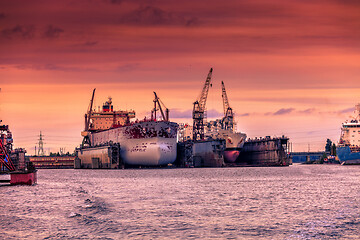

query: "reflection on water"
xmin=0 ymin=164 xmax=359 ymax=239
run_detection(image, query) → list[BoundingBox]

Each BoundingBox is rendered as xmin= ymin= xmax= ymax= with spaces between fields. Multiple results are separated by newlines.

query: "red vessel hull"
xmin=224 ymin=150 xmax=240 ymax=163
xmin=10 ymin=171 xmax=37 ymax=185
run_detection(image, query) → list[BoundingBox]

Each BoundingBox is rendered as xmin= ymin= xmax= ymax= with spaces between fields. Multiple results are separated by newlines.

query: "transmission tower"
xmin=37 ymin=131 xmax=44 ymax=156
xmin=60 ymin=147 xmax=65 ymax=155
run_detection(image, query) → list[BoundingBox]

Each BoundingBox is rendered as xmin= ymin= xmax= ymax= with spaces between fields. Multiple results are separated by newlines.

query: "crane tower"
xmin=192 ymin=68 xmax=213 ymax=141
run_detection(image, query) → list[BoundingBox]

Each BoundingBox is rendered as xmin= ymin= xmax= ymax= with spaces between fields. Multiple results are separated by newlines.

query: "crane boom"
xmin=152 ymin=92 xmax=169 ymax=121
xmin=221 ymin=81 xmax=234 ymax=132
xmin=197 ymin=68 xmax=213 ymax=111
xmin=0 ymin=139 xmax=15 ymax=171
xmin=81 ymin=88 xmax=96 ymax=148
xmin=85 ymin=88 xmax=96 ymax=131
xmin=193 ymin=68 xmax=213 ymax=141
xmin=221 ymin=81 xmax=230 ymax=115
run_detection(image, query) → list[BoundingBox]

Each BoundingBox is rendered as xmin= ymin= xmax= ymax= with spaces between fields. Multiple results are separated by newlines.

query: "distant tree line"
xmin=325 ymin=139 xmax=336 ymax=156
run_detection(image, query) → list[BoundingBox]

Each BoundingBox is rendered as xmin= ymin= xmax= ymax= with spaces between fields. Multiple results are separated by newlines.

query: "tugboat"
xmin=337 ymin=104 xmax=360 ymax=165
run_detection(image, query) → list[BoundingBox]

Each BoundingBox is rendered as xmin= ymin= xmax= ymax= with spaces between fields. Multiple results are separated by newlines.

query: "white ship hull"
xmin=120 ymin=137 xmax=177 ymax=165
xmin=90 ymin=121 xmax=178 ymax=166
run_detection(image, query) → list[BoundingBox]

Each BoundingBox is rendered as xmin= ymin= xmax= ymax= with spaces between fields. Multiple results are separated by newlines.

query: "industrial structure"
xmin=81 ymin=88 xmax=96 ymax=147
xmin=221 ymin=81 xmax=234 ymax=132
xmin=189 ymin=68 xmax=246 ymax=164
xmin=29 ymin=155 xmax=75 ymax=169
xmin=1 ymin=68 xmax=291 ymax=172
xmin=237 ymin=136 xmax=291 ymax=166
xmin=177 ymin=68 xmax=288 ymax=167
xmin=37 ymin=131 xmax=45 ymax=156
xmin=0 ymin=124 xmax=15 ymax=172
xmin=192 ymin=68 xmax=213 ymax=141
xmin=0 ymin=121 xmax=37 ymax=185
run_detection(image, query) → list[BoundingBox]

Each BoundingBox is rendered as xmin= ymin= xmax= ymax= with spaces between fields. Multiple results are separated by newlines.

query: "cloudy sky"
xmin=1 ymin=0 xmax=360 ymax=153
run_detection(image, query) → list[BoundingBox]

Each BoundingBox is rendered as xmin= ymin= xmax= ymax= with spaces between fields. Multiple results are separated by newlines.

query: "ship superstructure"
xmin=339 ymin=104 xmax=360 ymax=146
xmin=88 ymin=97 xmax=135 ymax=131
xmin=337 ymin=104 xmax=360 ymax=164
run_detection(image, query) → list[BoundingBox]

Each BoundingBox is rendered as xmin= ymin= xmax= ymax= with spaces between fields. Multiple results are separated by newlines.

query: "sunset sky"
xmin=1 ymin=0 xmax=360 ymax=153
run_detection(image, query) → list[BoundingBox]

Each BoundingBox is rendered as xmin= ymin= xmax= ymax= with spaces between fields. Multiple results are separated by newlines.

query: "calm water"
xmin=0 ymin=164 xmax=359 ymax=239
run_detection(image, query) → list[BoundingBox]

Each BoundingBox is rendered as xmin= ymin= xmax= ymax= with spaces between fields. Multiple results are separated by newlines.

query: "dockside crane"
xmin=151 ymin=92 xmax=169 ymax=121
xmin=193 ymin=68 xmax=213 ymax=141
xmin=0 ymin=88 xmax=15 ymax=172
xmin=0 ymin=130 xmax=15 ymax=172
xmin=81 ymin=88 xmax=96 ymax=147
xmin=221 ymin=81 xmax=234 ymax=132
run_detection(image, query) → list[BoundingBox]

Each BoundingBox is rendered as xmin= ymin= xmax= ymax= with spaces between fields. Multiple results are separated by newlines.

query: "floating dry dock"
xmin=75 ymin=143 xmax=121 ymax=169
xmin=175 ymin=139 xmax=226 ymax=168
xmin=236 ymin=136 xmax=291 ymax=166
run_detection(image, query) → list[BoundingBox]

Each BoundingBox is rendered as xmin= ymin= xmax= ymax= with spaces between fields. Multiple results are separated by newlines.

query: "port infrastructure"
xmin=192 ymin=68 xmax=236 ymax=141
xmin=193 ymin=68 xmax=213 ymax=141
xmin=0 ymin=136 xmax=15 ymax=171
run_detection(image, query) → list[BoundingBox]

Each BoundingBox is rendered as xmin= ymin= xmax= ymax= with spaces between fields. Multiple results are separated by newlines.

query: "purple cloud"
xmin=83 ymin=41 xmax=98 ymax=46
xmin=120 ymin=6 xmax=198 ymax=26
xmin=169 ymin=109 xmax=192 ymax=118
xmin=273 ymin=108 xmax=295 ymax=115
xmin=2 ymin=25 xmax=35 ymax=39
xmin=169 ymin=108 xmax=223 ymax=119
xmin=298 ymin=108 xmax=316 ymax=114
xmin=206 ymin=109 xmax=223 ymax=118
xmin=43 ymin=25 xmax=64 ymax=39
xmin=339 ymin=107 xmax=354 ymax=114
xmin=110 ymin=0 xmax=124 ymax=4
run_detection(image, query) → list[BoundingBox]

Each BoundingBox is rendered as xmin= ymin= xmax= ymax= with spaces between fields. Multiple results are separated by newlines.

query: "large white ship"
xmin=78 ymin=90 xmax=178 ymax=167
xmin=337 ymin=103 xmax=360 ymax=164
xmin=90 ymin=120 xmax=178 ymax=166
